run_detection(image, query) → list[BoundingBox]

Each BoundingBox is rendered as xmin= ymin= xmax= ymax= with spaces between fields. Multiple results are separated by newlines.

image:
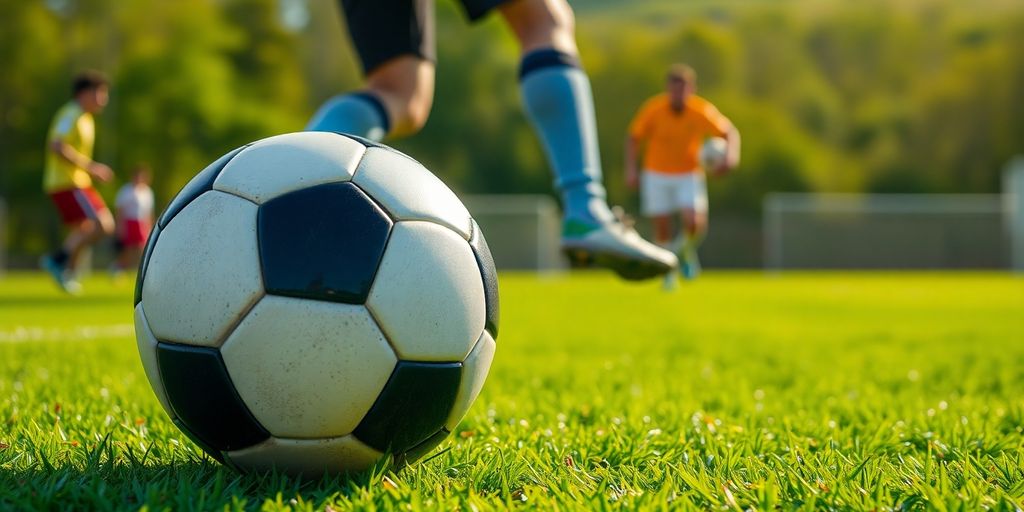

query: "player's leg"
xmin=67 ymin=212 xmax=112 ymax=273
xmin=118 ymin=246 xmax=143 ymax=272
xmin=652 ymin=215 xmax=679 ymax=290
xmin=642 ymin=170 xmax=680 ymax=289
xmin=41 ymin=188 xmax=97 ymax=293
xmin=110 ymin=233 xmax=126 ymax=277
xmin=41 ymin=225 xmax=81 ymax=291
xmin=44 ymin=218 xmax=93 ymax=294
xmin=502 ymin=0 xmax=603 ymax=225
xmin=678 ymin=208 xmax=707 ymax=279
xmin=307 ymin=57 xmax=435 ymax=140
xmin=652 ymin=216 xmax=673 ymax=247
xmin=111 ymin=218 xmax=144 ymax=277
xmin=64 ymin=189 xmax=113 ymax=290
xmin=677 ymin=174 xmax=709 ymax=280
xmin=307 ymin=0 xmax=436 ymax=141
xmin=65 ymin=219 xmax=96 ymax=271
xmin=500 ymin=0 xmax=677 ymax=280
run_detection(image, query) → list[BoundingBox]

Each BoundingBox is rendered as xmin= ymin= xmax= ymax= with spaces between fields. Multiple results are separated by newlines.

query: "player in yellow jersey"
xmin=625 ymin=64 xmax=740 ymax=287
xmin=40 ymin=71 xmax=115 ymax=294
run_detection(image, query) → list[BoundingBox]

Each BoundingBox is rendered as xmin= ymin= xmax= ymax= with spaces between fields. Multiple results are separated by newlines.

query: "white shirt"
xmin=116 ymin=183 xmax=154 ymax=221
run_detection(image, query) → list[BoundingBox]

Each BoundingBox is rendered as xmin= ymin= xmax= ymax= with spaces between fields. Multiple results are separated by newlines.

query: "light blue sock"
xmin=519 ymin=49 xmax=614 ymax=227
xmin=306 ymin=92 xmax=390 ymax=142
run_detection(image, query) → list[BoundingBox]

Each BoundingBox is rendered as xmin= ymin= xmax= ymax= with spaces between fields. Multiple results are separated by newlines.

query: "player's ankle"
xmin=562 ymin=194 xmax=614 ymax=226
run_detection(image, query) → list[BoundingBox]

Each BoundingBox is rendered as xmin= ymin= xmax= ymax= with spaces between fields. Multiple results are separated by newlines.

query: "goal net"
xmin=763 ymin=193 xmax=1009 ymax=270
xmin=462 ymin=194 xmax=564 ymax=271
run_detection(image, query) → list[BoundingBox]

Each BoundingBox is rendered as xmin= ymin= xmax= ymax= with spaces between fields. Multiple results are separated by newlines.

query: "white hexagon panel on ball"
xmin=213 ymin=132 xmax=366 ymax=204
xmin=141 ymin=191 xmax=264 ymax=347
xmin=367 ymin=221 xmax=485 ymax=362
xmin=220 ymin=295 xmax=398 ymax=439
xmin=353 ymin=147 xmax=473 ymax=240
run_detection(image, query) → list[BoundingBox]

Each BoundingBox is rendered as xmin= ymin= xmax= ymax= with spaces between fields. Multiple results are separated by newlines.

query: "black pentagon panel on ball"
xmin=157 ymin=145 xmax=247 ymax=229
xmin=395 ymin=428 xmax=450 ymax=468
xmin=133 ymin=224 xmax=161 ymax=306
xmin=172 ymin=419 xmax=226 ymax=464
xmin=470 ymin=221 xmax=500 ymax=339
xmin=156 ymin=342 xmax=270 ymax=452
xmin=258 ymin=182 xmax=392 ymax=304
xmin=354 ymin=361 xmax=462 ymax=453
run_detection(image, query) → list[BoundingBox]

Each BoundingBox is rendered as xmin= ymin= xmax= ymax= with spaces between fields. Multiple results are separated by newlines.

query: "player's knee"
xmin=77 ymin=219 xmax=97 ymax=236
xmin=367 ymin=63 xmax=435 ymax=136
xmin=95 ymin=215 xmax=115 ymax=237
xmin=551 ymin=0 xmax=576 ymax=35
xmin=681 ymin=211 xmax=699 ymax=232
xmin=376 ymin=93 xmax=431 ymax=136
xmin=502 ymin=0 xmax=577 ymax=52
xmin=692 ymin=214 xmax=708 ymax=234
xmin=401 ymin=96 xmax=433 ymax=134
xmin=530 ymin=0 xmax=575 ymax=35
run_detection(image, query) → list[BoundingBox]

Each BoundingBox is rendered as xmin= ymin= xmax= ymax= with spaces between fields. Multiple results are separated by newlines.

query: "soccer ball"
xmin=133 ymin=132 xmax=499 ymax=476
xmin=699 ymin=136 xmax=728 ymax=171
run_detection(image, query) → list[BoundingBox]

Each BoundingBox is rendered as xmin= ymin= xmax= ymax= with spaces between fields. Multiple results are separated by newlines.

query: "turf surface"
xmin=1 ymin=271 xmax=1022 ymax=510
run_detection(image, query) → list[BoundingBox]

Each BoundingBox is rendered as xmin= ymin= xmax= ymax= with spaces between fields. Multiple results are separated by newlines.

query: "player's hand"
xmin=88 ymin=162 xmax=114 ymax=182
xmin=714 ymin=154 xmax=739 ymax=176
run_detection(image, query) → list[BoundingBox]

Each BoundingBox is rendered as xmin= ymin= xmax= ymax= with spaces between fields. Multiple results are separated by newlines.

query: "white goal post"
xmin=462 ymin=194 xmax=565 ymax=271
xmin=763 ymin=193 xmax=1010 ymax=270
xmin=1005 ymin=157 xmax=1024 ymax=272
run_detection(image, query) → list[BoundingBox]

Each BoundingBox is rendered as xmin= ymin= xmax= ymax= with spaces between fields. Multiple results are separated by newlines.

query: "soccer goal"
xmin=1005 ymin=156 xmax=1024 ymax=272
xmin=763 ymin=193 xmax=1010 ymax=270
xmin=462 ymin=194 xmax=565 ymax=271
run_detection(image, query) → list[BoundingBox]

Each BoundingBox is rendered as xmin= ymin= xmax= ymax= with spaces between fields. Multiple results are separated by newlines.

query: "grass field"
xmin=1 ymin=271 xmax=1022 ymax=510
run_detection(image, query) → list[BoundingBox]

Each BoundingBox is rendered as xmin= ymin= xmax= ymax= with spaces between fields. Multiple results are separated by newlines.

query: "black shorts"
xmin=339 ymin=0 xmax=511 ymax=75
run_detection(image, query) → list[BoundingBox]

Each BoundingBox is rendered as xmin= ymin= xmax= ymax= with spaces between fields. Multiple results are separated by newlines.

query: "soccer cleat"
xmin=561 ymin=219 xmax=678 ymax=281
xmin=63 ymin=277 xmax=83 ymax=295
xmin=40 ymin=255 xmax=75 ymax=294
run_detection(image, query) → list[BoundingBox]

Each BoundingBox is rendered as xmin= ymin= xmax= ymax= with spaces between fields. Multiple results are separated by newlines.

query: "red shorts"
xmin=119 ymin=219 xmax=151 ymax=248
xmin=49 ymin=187 xmax=109 ymax=226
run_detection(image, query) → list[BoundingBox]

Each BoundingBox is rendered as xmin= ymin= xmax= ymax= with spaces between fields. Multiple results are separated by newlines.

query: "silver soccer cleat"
xmin=561 ymin=218 xmax=678 ymax=281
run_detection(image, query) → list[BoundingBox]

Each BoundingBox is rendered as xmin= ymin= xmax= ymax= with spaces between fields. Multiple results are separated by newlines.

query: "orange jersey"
xmin=629 ymin=93 xmax=731 ymax=174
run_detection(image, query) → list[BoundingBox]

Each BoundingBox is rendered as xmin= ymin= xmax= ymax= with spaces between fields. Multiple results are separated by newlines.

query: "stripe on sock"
xmin=351 ymin=91 xmax=392 ymax=134
xmin=518 ymin=49 xmax=581 ymax=80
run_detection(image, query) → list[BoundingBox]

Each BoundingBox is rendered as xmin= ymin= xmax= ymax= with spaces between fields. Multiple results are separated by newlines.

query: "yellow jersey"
xmin=44 ymin=101 xmax=95 ymax=192
xmin=629 ymin=93 xmax=731 ymax=174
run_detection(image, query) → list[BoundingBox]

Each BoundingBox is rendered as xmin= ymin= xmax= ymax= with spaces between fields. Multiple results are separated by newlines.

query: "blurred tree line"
xmin=1 ymin=0 xmax=1022 ymax=260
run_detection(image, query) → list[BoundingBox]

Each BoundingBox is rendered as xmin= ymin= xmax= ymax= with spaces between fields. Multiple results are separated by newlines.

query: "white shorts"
xmin=640 ymin=170 xmax=708 ymax=216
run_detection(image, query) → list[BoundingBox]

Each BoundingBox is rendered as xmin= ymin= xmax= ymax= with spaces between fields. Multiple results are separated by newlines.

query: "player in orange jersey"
xmin=625 ymin=64 xmax=740 ymax=287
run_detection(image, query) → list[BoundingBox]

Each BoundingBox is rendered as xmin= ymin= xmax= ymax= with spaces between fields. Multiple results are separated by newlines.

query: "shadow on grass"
xmin=0 ymin=453 xmax=386 ymax=510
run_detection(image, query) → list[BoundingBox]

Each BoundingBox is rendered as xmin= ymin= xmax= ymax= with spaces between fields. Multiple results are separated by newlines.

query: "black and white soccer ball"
xmin=699 ymin=136 xmax=728 ymax=171
xmin=133 ymin=132 xmax=499 ymax=475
